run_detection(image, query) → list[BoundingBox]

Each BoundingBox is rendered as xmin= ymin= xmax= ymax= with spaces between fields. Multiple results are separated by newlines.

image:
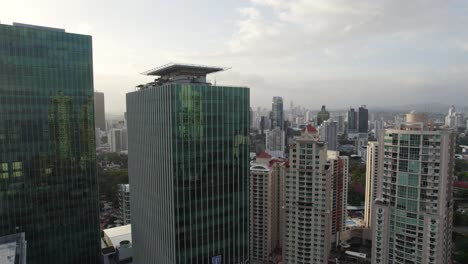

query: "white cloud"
xmin=228 ymin=7 xmax=281 ymax=53
xmin=229 ymin=0 xmax=465 ymax=57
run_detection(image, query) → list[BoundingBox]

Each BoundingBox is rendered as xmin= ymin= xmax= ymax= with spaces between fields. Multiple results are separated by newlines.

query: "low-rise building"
xmin=102 ymin=225 xmax=132 ymax=264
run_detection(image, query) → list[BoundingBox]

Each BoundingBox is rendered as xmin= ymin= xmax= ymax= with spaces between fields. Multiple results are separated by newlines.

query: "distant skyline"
xmin=2 ymin=0 xmax=468 ymax=113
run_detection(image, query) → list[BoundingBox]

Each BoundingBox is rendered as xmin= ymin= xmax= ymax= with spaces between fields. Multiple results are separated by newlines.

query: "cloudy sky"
xmin=2 ymin=0 xmax=468 ymax=113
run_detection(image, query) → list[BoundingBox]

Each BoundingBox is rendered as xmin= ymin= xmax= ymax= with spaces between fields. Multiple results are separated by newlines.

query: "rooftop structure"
xmin=102 ymin=225 xmax=133 ymax=264
xmin=142 ymin=63 xmax=225 ymax=76
xmin=103 ymin=225 xmax=132 ymax=249
xmin=12 ymin=22 xmax=65 ymax=32
xmin=139 ymin=63 xmax=226 ymax=86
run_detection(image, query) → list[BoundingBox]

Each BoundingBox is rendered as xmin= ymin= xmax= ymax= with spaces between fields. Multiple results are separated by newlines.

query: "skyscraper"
xmin=0 ymin=23 xmax=100 ymax=263
xmin=108 ymin=128 xmax=128 ymax=153
xmin=118 ymin=184 xmax=131 ymax=225
xmin=317 ymin=105 xmax=330 ymax=126
xmin=94 ymin=91 xmax=106 ymax=131
xmin=327 ymin=151 xmax=349 ymax=238
xmin=347 ymin=107 xmax=358 ymax=133
xmin=271 ymin=96 xmax=284 ymax=130
xmin=265 ymin=127 xmax=286 ymax=158
xmin=372 ymin=112 xmax=455 ymax=264
xmin=364 ymin=141 xmax=379 ymax=227
xmin=284 ymin=125 xmax=332 ymax=263
xmin=374 ymin=118 xmax=384 ymax=137
xmin=249 ymin=154 xmax=284 ymax=264
xmin=358 ymin=105 xmax=369 ymax=133
xmin=337 ymin=115 xmax=346 ymax=135
xmin=127 ymin=63 xmax=249 ymax=264
xmin=320 ymin=120 xmax=338 ymax=151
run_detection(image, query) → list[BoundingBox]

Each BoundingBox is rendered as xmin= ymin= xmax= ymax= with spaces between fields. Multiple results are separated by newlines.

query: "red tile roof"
xmin=305 ymin=124 xmax=317 ymax=133
xmin=257 ymin=152 xmax=272 ymax=159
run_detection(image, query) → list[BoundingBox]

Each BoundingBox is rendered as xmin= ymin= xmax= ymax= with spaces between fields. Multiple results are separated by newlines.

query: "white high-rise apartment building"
xmin=249 ymin=153 xmax=284 ymax=264
xmin=108 ymin=128 xmax=128 ymax=153
xmin=118 ymin=184 xmax=131 ymax=225
xmin=364 ymin=141 xmax=379 ymax=227
xmin=372 ymin=112 xmax=455 ymax=264
xmin=284 ymin=125 xmax=332 ymax=264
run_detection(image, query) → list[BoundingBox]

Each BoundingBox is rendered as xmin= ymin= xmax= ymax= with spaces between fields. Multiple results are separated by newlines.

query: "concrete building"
xmin=327 ymin=151 xmax=349 ymax=242
xmin=271 ymin=96 xmax=284 ymax=130
xmin=96 ymin=128 xmax=102 ymax=148
xmin=445 ymin=105 xmax=464 ymax=128
xmin=372 ymin=112 xmax=455 ymax=264
xmin=127 ymin=63 xmax=249 ymax=264
xmin=374 ymin=118 xmax=384 ymax=137
xmin=0 ymin=22 xmax=100 ymax=263
xmin=109 ymin=128 xmax=128 ymax=153
xmin=0 ymin=233 xmax=26 ymax=264
xmin=260 ymin=116 xmax=270 ymax=134
xmin=317 ymin=105 xmax=330 ymax=126
xmin=118 ymin=184 xmax=131 ymax=225
xmin=249 ymin=153 xmax=285 ymax=264
xmin=364 ymin=142 xmax=379 ymax=228
xmin=94 ymin=91 xmax=106 ymax=131
xmin=356 ymin=134 xmax=369 ymax=160
xmin=102 ymin=225 xmax=133 ymax=264
xmin=265 ymin=127 xmax=286 ymax=158
xmin=337 ymin=115 xmax=346 ymax=135
xmin=306 ymin=110 xmax=314 ymax=123
xmin=320 ymin=120 xmax=338 ymax=151
xmin=284 ymin=125 xmax=332 ymax=264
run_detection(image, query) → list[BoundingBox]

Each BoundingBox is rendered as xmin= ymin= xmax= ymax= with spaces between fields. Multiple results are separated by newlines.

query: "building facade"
xmin=109 ymin=128 xmax=128 ymax=153
xmin=94 ymin=91 xmax=106 ymax=131
xmin=320 ymin=120 xmax=338 ymax=151
xmin=337 ymin=115 xmax=346 ymax=135
xmin=127 ymin=64 xmax=249 ymax=264
xmin=284 ymin=125 xmax=332 ymax=264
xmin=364 ymin=141 xmax=379 ymax=227
xmin=271 ymin=96 xmax=284 ymax=130
xmin=347 ymin=108 xmax=358 ymax=133
xmin=118 ymin=184 xmax=131 ymax=225
xmin=0 ymin=23 xmax=100 ymax=263
xmin=358 ymin=106 xmax=369 ymax=133
xmin=249 ymin=155 xmax=284 ymax=264
xmin=372 ymin=112 xmax=455 ymax=264
xmin=327 ymin=151 xmax=349 ymax=239
xmin=265 ymin=127 xmax=286 ymax=158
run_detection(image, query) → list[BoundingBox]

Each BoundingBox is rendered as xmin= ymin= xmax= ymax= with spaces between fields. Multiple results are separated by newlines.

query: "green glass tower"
xmin=127 ymin=64 xmax=250 ymax=264
xmin=0 ymin=23 xmax=100 ymax=263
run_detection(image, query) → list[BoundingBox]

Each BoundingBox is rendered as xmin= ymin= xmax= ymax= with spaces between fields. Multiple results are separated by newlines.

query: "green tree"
xmin=97 ymin=168 xmax=128 ymax=207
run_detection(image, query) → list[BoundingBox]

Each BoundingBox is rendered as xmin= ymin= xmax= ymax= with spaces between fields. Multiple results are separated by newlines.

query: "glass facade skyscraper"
xmin=358 ymin=105 xmax=369 ymax=133
xmin=271 ymin=96 xmax=284 ymax=130
xmin=372 ymin=112 xmax=454 ymax=264
xmin=347 ymin=107 xmax=357 ymax=133
xmin=127 ymin=64 xmax=250 ymax=264
xmin=0 ymin=23 xmax=100 ymax=263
